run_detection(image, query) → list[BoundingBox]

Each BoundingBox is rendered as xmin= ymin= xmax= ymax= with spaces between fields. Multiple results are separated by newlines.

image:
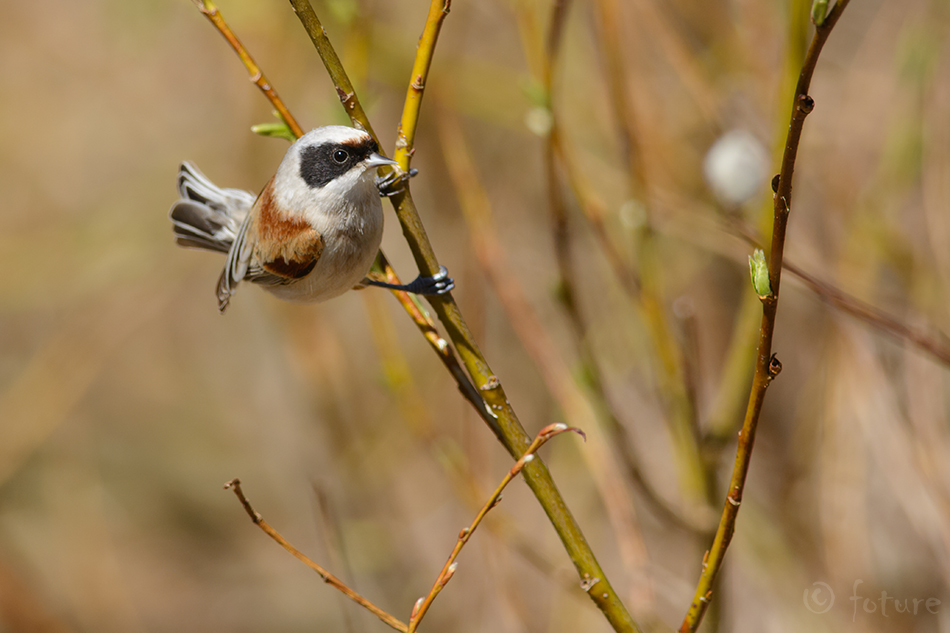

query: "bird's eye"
xmin=332 ymin=149 xmax=349 ymax=164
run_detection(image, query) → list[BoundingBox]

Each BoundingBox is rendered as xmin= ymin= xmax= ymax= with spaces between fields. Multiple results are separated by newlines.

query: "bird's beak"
xmin=365 ymin=152 xmax=399 ymax=168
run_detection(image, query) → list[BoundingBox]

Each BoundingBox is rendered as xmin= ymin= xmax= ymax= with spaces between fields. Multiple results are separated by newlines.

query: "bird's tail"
xmin=168 ymin=162 xmax=255 ymax=254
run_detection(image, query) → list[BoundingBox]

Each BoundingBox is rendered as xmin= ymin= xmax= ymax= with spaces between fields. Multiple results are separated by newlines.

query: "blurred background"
xmin=2 ymin=0 xmax=949 ymax=631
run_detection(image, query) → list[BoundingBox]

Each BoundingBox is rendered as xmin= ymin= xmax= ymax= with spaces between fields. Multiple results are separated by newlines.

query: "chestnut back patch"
xmin=262 ymin=256 xmax=318 ymax=279
xmin=257 ymin=181 xmax=311 ymax=241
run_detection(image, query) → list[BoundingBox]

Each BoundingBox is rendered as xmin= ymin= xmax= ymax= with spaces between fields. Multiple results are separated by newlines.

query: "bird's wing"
xmin=253 ymin=225 xmax=324 ymax=281
xmin=215 ymin=185 xmax=325 ymax=313
xmin=216 ymin=210 xmax=257 ymax=312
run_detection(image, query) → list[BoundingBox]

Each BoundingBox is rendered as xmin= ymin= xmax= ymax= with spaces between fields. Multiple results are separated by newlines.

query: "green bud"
xmin=749 ymin=249 xmax=772 ymax=298
xmin=811 ymin=0 xmax=829 ymax=26
xmin=251 ymin=121 xmax=296 ymax=142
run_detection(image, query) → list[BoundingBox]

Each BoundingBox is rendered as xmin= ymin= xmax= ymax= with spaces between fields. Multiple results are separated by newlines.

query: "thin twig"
xmin=286 ymin=2 xmax=641 ymax=630
xmin=192 ymin=0 xmax=304 ymax=138
xmin=679 ymin=3 xmax=852 ymax=630
xmin=731 ymin=220 xmax=950 ymax=367
xmin=224 ymin=479 xmax=408 ymax=633
xmin=394 ymin=0 xmax=451 ymax=170
xmin=437 ymin=107 xmax=654 ymax=617
xmin=407 ymin=423 xmax=586 ymax=632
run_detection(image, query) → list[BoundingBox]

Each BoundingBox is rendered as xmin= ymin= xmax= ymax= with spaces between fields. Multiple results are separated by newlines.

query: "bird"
xmin=169 ymin=125 xmax=453 ymax=312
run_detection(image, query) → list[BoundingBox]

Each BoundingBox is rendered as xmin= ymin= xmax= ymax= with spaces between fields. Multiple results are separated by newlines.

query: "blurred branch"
xmin=287 ymin=2 xmax=640 ymax=630
xmin=731 ymin=220 xmax=950 ymax=367
xmin=0 ymin=556 xmax=77 ymax=633
xmin=407 ymin=423 xmax=586 ymax=632
xmin=224 ymin=479 xmax=408 ymax=633
xmin=592 ymin=0 xmax=708 ymax=505
xmin=552 ymin=132 xmax=641 ymax=296
xmin=679 ymin=2 xmax=852 ymax=630
xmin=438 ymin=108 xmax=656 ymax=616
xmin=785 ymin=260 xmax=950 ymax=365
xmin=539 ymin=0 xmax=708 ymax=535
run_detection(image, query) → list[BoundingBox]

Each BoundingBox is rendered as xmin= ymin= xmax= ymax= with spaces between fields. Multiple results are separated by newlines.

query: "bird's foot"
xmin=376 ymin=167 xmax=419 ymax=197
xmin=363 ymin=265 xmax=454 ymax=295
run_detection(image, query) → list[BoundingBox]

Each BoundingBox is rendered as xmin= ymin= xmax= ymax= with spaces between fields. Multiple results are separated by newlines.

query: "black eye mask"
xmin=299 ymin=138 xmax=377 ymax=189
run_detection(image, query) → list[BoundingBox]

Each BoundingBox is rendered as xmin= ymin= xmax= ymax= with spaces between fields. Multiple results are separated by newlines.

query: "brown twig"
xmin=437 ymin=108 xmax=655 ymax=617
xmin=192 ymin=0 xmax=304 ymax=138
xmin=679 ymin=2 xmax=852 ymax=630
xmin=406 ymin=424 xmax=586 ymax=632
xmin=731 ymin=220 xmax=950 ymax=367
xmin=224 ymin=479 xmax=408 ymax=633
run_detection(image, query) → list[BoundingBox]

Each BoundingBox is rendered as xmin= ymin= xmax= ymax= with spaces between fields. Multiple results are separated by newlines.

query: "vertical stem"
xmin=679 ymin=3 xmax=851 ymax=630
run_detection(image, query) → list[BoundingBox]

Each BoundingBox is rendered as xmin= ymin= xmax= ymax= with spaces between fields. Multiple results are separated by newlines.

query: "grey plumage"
xmin=169 ymin=162 xmax=254 ymax=254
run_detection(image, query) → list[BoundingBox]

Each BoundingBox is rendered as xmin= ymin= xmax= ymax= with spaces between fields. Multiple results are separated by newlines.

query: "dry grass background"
xmin=2 ymin=0 xmax=950 ymax=631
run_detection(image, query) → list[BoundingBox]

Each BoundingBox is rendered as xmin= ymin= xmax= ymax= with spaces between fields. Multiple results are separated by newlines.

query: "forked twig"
xmin=407 ymin=424 xmax=586 ymax=632
xmin=224 ymin=479 xmax=408 ymax=633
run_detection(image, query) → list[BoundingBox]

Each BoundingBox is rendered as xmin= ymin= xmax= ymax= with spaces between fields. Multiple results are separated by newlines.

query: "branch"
xmin=224 ymin=479 xmax=408 ymax=633
xmin=592 ymin=0 xmax=708 ymax=505
xmin=287 ymin=2 xmax=640 ymax=630
xmin=407 ymin=424 xmax=586 ymax=632
xmin=394 ymin=0 xmax=451 ymax=170
xmin=192 ymin=0 xmax=304 ymax=138
xmin=731 ymin=221 xmax=950 ymax=367
xmin=539 ymin=0 xmax=708 ymax=536
xmin=438 ymin=106 xmax=656 ymax=613
xmin=679 ymin=2 xmax=852 ymax=630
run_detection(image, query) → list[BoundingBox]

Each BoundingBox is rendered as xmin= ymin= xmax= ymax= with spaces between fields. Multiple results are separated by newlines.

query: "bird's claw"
xmin=376 ymin=168 xmax=419 ymax=197
xmin=414 ymin=265 xmax=455 ymax=295
xmin=363 ymin=265 xmax=455 ymax=296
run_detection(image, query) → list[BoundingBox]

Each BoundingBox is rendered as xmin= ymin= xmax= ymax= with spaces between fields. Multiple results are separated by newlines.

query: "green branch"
xmin=287 ymin=1 xmax=640 ymax=630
